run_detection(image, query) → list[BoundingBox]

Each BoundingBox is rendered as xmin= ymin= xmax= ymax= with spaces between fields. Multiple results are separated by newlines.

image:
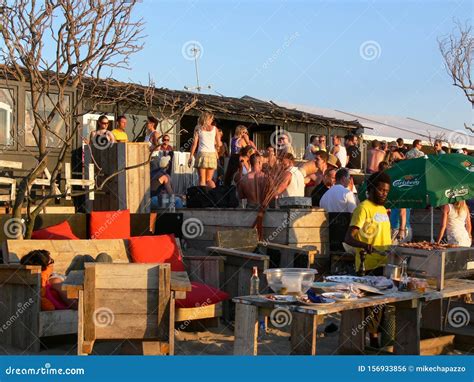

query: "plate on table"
xmin=322 ymin=292 xmax=359 ymax=302
xmin=297 ymin=294 xmax=335 ymax=305
xmin=263 ymin=294 xmax=297 ymax=304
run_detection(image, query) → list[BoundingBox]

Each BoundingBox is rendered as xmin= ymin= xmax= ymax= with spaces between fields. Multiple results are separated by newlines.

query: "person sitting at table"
xmin=237 ymin=153 xmax=266 ymax=209
xmin=437 ymin=201 xmax=472 ymax=247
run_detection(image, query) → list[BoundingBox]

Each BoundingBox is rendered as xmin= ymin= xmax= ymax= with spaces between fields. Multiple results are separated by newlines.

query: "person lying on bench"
xmin=20 ymin=251 xmax=113 ymax=311
xmin=20 ymin=250 xmax=76 ymax=311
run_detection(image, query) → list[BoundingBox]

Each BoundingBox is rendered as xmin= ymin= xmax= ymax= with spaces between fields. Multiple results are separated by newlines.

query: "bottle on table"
xmin=399 ymin=259 xmax=408 ymax=291
xmin=169 ymin=194 xmax=176 ymax=212
xmin=250 ymin=266 xmax=260 ymax=295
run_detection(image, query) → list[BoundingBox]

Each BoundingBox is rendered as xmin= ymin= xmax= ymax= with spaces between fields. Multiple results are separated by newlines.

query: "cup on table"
xmin=240 ymin=198 xmax=247 ymax=209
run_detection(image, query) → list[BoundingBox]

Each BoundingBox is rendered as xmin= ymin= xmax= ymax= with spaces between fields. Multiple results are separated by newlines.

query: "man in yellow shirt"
xmin=111 ymin=115 xmax=129 ymax=142
xmin=344 ymin=171 xmax=391 ymax=348
xmin=344 ymin=171 xmax=391 ymax=273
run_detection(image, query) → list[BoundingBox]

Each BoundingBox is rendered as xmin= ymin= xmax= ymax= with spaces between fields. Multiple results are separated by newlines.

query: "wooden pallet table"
xmin=233 ymin=279 xmax=474 ymax=356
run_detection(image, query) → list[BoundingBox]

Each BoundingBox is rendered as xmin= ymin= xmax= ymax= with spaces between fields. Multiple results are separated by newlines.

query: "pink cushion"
xmin=32 ymin=221 xmax=79 ymax=240
xmin=129 ymin=234 xmax=185 ymax=272
xmin=90 ymin=210 xmax=130 ymax=239
xmin=176 ymin=282 xmax=229 ymax=308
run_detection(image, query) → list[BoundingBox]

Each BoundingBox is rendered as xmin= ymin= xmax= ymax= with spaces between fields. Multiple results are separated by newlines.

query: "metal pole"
xmin=431 ymin=206 xmax=434 ymax=243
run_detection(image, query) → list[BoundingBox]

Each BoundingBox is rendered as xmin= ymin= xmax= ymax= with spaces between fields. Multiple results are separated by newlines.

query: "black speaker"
xmin=154 ymin=212 xmax=183 ymax=239
xmin=186 ymin=186 xmax=214 ymax=208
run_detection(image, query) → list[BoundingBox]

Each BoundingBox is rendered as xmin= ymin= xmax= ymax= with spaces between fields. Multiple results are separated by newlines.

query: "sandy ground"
xmin=0 ymin=316 xmax=342 ymax=356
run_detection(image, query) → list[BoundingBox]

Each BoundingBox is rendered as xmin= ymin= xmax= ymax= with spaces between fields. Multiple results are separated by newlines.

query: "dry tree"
xmin=0 ymin=0 xmax=145 ymax=238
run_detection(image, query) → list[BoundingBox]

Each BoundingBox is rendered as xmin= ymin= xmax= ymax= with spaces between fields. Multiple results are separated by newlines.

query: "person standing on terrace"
xmin=89 ymin=115 xmax=115 ymax=145
xmin=237 ymin=153 xmax=266 ymax=209
xmin=144 ymin=116 xmax=161 ymax=155
xmin=224 ymin=125 xmax=256 ymax=186
xmin=188 ymin=111 xmax=221 ymax=188
xmin=112 ymin=115 xmax=129 ymax=142
xmin=331 ymin=135 xmax=347 ymax=168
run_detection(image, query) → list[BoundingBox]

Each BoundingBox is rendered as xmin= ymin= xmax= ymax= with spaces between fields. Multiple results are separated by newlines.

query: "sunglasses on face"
xmin=163 ymin=139 xmax=169 ymax=142
xmin=100 ymin=122 xmax=108 ymax=125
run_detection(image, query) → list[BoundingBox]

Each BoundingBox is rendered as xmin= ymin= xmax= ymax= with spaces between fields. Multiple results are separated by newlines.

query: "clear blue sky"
xmin=118 ymin=0 xmax=472 ymax=131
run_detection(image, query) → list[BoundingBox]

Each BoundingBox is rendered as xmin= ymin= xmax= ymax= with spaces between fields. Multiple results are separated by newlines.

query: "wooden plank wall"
xmin=179 ymin=208 xmax=329 ymax=256
xmin=125 ymin=143 xmax=150 ymax=214
xmin=84 ymin=143 xmax=150 ymax=213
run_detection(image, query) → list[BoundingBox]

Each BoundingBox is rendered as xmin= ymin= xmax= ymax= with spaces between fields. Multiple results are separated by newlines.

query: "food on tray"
xmin=263 ymin=294 xmax=297 ymax=303
xmin=325 ymin=275 xmax=393 ymax=290
xmin=322 ymin=292 xmax=359 ymax=301
xmin=398 ymin=241 xmax=459 ymax=250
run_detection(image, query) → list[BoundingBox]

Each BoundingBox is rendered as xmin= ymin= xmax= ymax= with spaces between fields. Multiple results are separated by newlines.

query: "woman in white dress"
xmin=437 ymin=201 xmax=472 ymax=247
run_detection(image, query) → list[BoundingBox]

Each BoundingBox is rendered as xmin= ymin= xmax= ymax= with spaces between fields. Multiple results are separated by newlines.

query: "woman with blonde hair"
xmin=437 ymin=200 xmax=472 ymax=247
xmin=224 ymin=125 xmax=256 ymax=186
xmin=188 ymin=111 xmax=221 ymax=188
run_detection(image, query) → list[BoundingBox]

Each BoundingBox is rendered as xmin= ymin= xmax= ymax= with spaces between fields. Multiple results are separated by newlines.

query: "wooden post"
xmin=290 ymin=312 xmax=318 ymax=355
xmin=394 ymin=299 xmax=421 ymax=355
xmin=338 ymin=309 xmax=365 ymax=354
xmin=233 ymin=303 xmax=259 ymax=355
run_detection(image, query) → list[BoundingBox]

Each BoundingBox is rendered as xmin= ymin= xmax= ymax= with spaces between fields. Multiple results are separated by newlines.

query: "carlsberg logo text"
xmin=393 ymin=178 xmax=420 ymax=188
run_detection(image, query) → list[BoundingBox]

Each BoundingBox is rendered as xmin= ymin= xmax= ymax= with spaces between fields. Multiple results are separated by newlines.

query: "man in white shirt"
xmin=320 ymin=168 xmax=357 ymax=213
xmin=331 ymin=135 xmax=347 ymax=168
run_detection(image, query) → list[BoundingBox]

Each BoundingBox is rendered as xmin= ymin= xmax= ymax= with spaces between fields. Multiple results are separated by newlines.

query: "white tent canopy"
xmin=276 ymin=102 xmax=474 ymax=150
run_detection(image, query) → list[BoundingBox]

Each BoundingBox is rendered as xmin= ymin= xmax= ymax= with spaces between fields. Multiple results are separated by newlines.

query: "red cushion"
xmin=176 ymin=282 xmax=230 ymax=308
xmin=129 ymin=234 xmax=185 ymax=271
xmin=90 ymin=210 xmax=130 ymax=239
xmin=32 ymin=221 xmax=79 ymax=240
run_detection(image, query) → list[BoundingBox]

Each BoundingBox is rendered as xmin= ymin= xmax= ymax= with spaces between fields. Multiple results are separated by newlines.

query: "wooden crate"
xmin=84 ymin=143 xmax=150 ymax=213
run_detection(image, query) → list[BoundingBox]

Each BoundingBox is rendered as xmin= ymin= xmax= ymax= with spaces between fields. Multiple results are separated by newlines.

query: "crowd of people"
xmin=86 ymin=112 xmax=473 ymax=251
